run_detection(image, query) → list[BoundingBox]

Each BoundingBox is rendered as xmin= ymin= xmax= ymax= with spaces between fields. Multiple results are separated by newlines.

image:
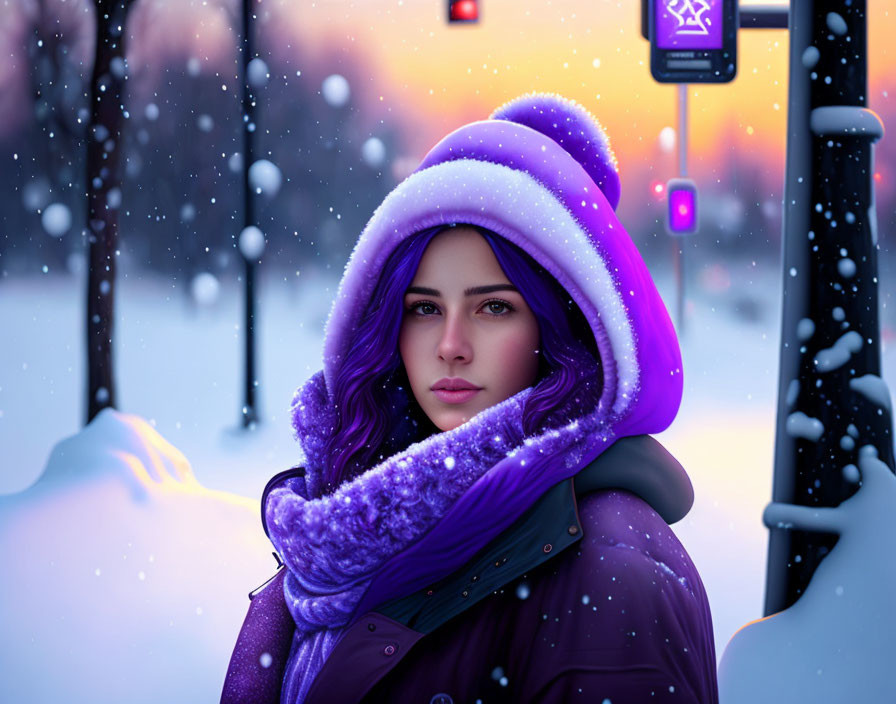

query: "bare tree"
xmin=20 ymin=0 xmax=92 ymax=268
xmin=86 ymin=0 xmax=136 ymax=423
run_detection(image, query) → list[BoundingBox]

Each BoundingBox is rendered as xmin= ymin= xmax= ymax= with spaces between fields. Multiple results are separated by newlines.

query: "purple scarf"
xmin=264 ymin=370 xmax=616 ymax=703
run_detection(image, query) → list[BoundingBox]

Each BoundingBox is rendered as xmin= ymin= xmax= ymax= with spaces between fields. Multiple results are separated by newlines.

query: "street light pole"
xmin=764 ymin=0 xmax=893 ymax=615
xmin=240 ymin=0 xmax=259 ymax=428
xmin=675 ymin=83 xmax=688 ymax=334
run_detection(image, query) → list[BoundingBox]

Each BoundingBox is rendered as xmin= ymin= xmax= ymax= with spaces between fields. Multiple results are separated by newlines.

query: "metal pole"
xmin=676 ymin=83 xmax=688 ymax=333
xmin=678 ymin=84 xmax=688 ymax=178
xmin=764 ymin=0 xmax=892 ymax=615
xmin=241 ymin=0 xmax=258 ymax=427
xmin=740 ymin=4 xmax=789 ymax=29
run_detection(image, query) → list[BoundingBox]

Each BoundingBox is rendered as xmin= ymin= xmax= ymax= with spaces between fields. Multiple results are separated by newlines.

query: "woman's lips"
xmin=432 ymin=388 xmax=481 ymax=404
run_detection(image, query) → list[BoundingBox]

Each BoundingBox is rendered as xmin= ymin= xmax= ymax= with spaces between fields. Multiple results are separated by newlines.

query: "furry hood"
xmin=319 ymin=92 xmax=682 ymax=441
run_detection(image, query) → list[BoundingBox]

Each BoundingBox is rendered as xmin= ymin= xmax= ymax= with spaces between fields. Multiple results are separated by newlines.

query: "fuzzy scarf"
xmin=264 ymin=370 xmax=616 ymax=704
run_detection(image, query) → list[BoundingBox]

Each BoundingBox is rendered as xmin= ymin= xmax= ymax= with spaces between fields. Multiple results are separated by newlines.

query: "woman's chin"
xmin=435 ymin=417 xmax=465 ymax=433
xmin=432 ymin=404 xmax=493 ymax=432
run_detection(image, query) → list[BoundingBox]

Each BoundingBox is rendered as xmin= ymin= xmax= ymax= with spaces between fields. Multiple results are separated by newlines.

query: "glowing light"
xmin=450 ymin=0 xmax=479 ymax=22
xmin=658 ymin=126 xmax=676 ymax=153
xmin=110 ymin=414 xmax=255 ymax=509
xmin=667 ymin=179 xmax=698 ymax=234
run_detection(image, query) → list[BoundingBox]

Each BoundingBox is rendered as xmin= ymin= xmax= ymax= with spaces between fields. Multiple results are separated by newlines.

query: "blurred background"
xmin=3 ymin=0 xmax=895 ymax=279
xmin=2 ymin=0 xmax=896 ymax=676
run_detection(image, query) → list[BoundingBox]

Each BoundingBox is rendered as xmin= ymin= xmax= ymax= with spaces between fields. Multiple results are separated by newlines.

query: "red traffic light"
xmin=450 ymin=0 xmax=479 ymax=22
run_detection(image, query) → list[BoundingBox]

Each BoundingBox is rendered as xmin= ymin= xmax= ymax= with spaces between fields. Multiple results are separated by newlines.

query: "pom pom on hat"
xmin=490 ymin=92 xmax=621 ymax=210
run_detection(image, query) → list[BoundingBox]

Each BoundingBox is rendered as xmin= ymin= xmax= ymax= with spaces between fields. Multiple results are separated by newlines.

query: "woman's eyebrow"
xmin=405 ymin=284 xmax=519 ymax=297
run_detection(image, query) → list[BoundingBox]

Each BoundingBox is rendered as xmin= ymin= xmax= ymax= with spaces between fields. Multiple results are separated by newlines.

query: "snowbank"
xmin=0 ymin=409 xmax=277 ymax=703
xmin=719 ymin=448 xmax=896 ymax=702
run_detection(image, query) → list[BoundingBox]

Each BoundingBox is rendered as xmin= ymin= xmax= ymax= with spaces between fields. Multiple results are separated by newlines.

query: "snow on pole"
xmin=765 ymin=0 xmax=895 ymax=618
xmin=722 ymin=449 xmax=896 ymax=703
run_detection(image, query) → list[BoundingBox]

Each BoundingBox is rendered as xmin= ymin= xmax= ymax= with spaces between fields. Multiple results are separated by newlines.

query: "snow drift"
xmin=0 ymin=409 xmax=275 ymax=703
xmin=719 ymin=447 xmax=896 ymax=702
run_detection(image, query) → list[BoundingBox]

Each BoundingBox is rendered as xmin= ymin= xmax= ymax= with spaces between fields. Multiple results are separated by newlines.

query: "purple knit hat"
xmin=322 ymin=92 xmax=682 ymax=437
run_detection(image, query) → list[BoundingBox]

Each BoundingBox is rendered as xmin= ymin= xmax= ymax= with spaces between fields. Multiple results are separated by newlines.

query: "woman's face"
xmin=399 ymin=227 xmax=541 ymax=432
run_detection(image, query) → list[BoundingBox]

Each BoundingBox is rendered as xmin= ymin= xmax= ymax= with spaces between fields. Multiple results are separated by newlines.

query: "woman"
xmin=222 ymin=93 xmax=718 ymax=703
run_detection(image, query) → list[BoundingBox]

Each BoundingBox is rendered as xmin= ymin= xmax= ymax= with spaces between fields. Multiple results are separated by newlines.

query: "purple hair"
xmin=320 ymin=225 xmax=603 ymax=494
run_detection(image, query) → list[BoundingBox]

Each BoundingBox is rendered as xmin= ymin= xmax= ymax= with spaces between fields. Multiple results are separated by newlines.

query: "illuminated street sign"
xmin=650 ymin=0 xmax=737 ymax=83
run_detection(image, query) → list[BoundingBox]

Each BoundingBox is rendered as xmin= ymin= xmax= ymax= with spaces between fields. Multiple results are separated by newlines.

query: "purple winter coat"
xmin=267 ymin=435 xmax=717 ymax=704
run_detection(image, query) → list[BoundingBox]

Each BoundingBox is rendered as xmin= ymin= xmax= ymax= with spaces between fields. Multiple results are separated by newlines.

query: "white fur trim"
xmin=324 ymin=158 xmax=639 ymax=416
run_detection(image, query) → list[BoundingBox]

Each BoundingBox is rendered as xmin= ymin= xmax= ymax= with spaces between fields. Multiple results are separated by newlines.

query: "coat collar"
xmin=370 ymin=434 xmax=691 ymax=634
xmin=303 ymin=434 xmax=692 ymax=704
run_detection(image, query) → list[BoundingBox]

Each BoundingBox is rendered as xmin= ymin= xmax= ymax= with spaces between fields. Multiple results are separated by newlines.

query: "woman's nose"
xmin=437 ymin=312 xmax=473 ymax=362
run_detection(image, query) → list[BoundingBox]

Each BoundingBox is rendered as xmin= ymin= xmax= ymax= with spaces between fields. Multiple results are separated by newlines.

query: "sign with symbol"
xmin=649 ymin=0 xmax=737 ymax=83
xmin=656 ymin=0 xmax=722 ymax=49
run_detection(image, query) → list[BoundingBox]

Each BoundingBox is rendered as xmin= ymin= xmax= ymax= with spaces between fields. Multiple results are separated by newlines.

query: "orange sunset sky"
xmin=3 ymin=0 xmax=895 ymax=197
xmin=254 ymin=0 xmax=896 ymax=177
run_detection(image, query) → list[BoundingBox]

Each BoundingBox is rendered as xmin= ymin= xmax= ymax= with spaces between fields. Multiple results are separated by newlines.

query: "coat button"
xmin=471 ymin=575 xmax=479 ymax=582
xmin=543 ymin=543 xmax=553 ymax=553
xmin=568 ymin=525 xmax=579 ymax=535
xmin=431 ymin=695 xmax=454 ymax=704
xmin=367 ymin=623 xmax=376 ymax=631
xmin=426 ymin=589 xmax=433 ymax=597
xmin=461 ymin=590 xmax=469 ymax=598
xmin=383 ymin=645 xmax=396 ymax=656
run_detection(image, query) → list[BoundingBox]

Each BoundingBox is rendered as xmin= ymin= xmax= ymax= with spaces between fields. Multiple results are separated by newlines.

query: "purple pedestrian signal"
xmin=666 ymin=179 xmax=698 ymax=235
xmin=656 ymin=0 xmax=722 ymax=50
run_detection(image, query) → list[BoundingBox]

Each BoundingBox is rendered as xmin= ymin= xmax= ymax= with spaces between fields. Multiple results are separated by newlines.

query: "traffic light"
xmin=666 ymin=178 xmax=698 ymax=235
xmin=449 ymin=0 xmax=479 ymax=23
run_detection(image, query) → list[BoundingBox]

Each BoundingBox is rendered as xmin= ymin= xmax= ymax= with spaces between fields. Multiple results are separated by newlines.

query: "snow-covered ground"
xmin=1 ymin=268 xmax=333 ymax=500
xmin=2 ymin=254 xmax=895 ymax=700
xmin=0 ymin=409 xmax=276 ymax=703
xmin=719 ymin=446 xmax=896 ymax=702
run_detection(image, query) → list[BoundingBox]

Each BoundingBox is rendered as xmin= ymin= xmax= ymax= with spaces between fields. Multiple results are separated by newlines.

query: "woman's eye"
xmin=408 ymin=301 xmax=438 ymax=315
xmin=484 ymin=300 xmax=514 ymax=315
xmin=406 ymin=300 xmax=513 ymax=316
